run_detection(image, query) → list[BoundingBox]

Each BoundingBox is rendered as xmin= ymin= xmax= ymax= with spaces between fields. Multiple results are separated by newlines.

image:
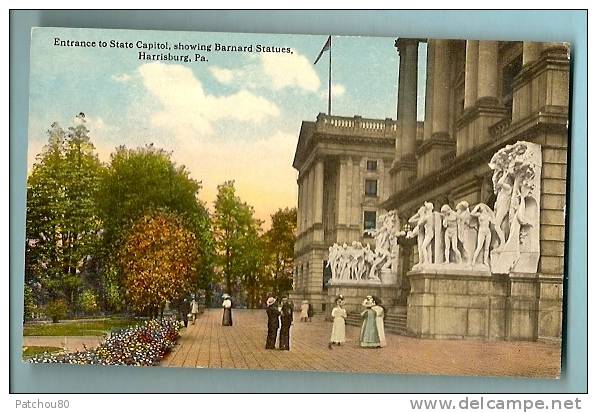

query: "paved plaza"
xmin=161 ymin=309 xmax=561 ymax=378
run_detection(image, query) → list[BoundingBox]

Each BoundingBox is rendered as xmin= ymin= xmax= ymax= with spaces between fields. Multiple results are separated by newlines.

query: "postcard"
xmin=22 ymin=27 xmax=570 ymax=378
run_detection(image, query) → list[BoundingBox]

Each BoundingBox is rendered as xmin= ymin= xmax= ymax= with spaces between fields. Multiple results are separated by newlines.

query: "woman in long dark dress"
xmin=279 ymin=298 xmax=293 ymax=350
xmin=265 ymin=297 xmax=280 ymax=349
xmin=222 ymin=294 xmax=233 ymax=326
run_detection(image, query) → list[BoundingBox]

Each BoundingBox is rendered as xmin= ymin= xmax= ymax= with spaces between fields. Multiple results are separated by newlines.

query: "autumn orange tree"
xmin=119 ymin=211 xmax=198 ymax=316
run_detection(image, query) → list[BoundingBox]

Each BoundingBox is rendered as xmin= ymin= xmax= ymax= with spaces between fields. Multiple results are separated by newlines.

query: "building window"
xmin=365 ymin=179 xmax=378 ymax=197
xmin=366 ymin=160 xmax=378 ymax=171
xmin=363 ymin=210 xmax=377 ymax=232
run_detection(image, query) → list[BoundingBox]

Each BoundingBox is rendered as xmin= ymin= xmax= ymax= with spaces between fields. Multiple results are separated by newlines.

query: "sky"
xmin=27 ymin=28 xmax=427 ymax=226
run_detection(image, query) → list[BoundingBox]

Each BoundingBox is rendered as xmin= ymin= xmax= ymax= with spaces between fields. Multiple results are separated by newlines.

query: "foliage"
xmin=26 ymin=115 xmax=104 ymax=308
xmin=27 ymin=318 xmax=181 ymax=366
xmin=239 ymin=223 xmax=268 ymax=308
xmin=44 ymin=299 xmax=69 ymax=323
xmin=23 ymin=318 xmax=138 ymax=337
xmin=23 ymin=285 xmax=37 ymax=321
xmin=79 ymin=289 xmax=99 ymax=314
xmin=212 ymin=181 xmax=264 ymax=298
xmin=99 ymin=263 xmax=125 ymax=313
xmin=119 ymin=211 xmax=198 ymax=315
xmin=25 ymin=114 xmax=298 ymax=316
xmin=96 ymin=144 xmax=215 ymax=307
xmin=97 ymin=144 xmax=203 ymax=246
xmin=263 ymin=207 xmax=297 ymax=298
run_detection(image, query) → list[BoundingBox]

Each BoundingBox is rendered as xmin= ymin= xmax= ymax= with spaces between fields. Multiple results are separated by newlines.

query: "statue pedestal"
xmin=327 ymin=281 xmax=401 ymax=314
xmin=407 ymin=269 xmax=510 ymax=340
xmin=411 ymin=263 xmax=491 ymax=276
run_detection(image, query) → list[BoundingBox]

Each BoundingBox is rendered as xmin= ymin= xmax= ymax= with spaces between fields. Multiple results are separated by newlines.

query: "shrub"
xmin=79 ymin=290 xmax=99 ymax=314
xmin=44 ymin=299 xmax=69 ymax=323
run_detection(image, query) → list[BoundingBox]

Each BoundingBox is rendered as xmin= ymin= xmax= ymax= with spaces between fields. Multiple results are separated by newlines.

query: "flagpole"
xmin=328 ymin=36 xmax=332 ymax=116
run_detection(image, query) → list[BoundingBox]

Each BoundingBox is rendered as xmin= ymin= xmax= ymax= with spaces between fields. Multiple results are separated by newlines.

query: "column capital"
xmin=394 ymin=38 xmax=423 ymax=54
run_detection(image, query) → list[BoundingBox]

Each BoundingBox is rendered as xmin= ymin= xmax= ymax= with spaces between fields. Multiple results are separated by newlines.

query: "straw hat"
xmin=362 ymin=296 xmax=374 ymax=307
xmin=266 ymin=297 xmax=276 ymax=306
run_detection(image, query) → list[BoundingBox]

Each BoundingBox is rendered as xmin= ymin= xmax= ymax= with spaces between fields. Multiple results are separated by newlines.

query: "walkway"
xmin=161 ymin=309 xmax=561 ymax=377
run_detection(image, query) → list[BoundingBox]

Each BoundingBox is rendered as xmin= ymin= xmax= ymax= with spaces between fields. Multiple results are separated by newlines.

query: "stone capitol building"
xmin=290 ymin=39 xmax=569 ymax=342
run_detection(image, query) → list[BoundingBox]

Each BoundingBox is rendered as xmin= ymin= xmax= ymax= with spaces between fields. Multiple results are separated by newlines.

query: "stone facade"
xmin=292 ymin=39 xmax=569 ymax=341
xmin=291 ymin=114 xmax=423 ymax=311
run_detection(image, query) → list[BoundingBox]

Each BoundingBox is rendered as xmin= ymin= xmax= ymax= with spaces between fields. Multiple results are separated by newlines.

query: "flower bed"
xmin=27 ymin=318 xmax=181 ymax=366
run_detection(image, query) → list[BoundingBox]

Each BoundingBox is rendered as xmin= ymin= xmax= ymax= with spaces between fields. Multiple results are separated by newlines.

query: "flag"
xmin=313 ymin=36 xmax=331 ymax=65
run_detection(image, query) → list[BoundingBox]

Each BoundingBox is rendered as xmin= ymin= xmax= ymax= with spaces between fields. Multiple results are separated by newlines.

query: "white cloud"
xmin=332 ymin=84 xmax=346 ymax=97
xmin=320 ymin=83 xmax=346 ymax=100
xmin=209 ymin=67 xmax=234 ymax=84
xmin=260 ymin=52 xmax=320 ymax=92
xmin=111 ymin=73 xmax=131 ymax=83
xmin=138 ymin=62 xmax=280 ymax=136
xmin=208 ymin=52 xmax=323 ymax=96
xmin=133 ymin=62 xmax=295 ymax=225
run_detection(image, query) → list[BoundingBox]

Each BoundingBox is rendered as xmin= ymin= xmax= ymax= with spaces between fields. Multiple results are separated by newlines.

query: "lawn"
xmin=23 ymin=318 xmax=139 ymax=336
xmin=22 ymin=346 xmax=63 ymax=358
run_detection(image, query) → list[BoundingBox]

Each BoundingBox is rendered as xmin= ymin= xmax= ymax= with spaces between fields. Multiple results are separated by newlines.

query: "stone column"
xmin=302 ymin=175 xmax=309 ymax=230
xmin=308 ymin=166 xmax=316 ymax=229
xmin=351 ymin=157 xmax=362 ymax=228
xmin=313 ymin=159 xmax=324 ymax=224
xmin=464 ymin=40 xmax=479 ymax=109
xmin=391 ymin=38 xmax=419 ymax=192
xmin=522 ymin=41 xmax=543 ymax=66
xmin=477 ymin=41 xmax=499 ymax=103
xmin=423 ymin=40 xmax=435 ymax=141
xmin=397 ymin=39 xmax=419 ymax=159
xmin=297 ymin=178 xmax=303 ymax=234
xmin=431 ymin=39 xmax=451 ymax=138
xmin=337 ymin=158 xmax=348 ymax=226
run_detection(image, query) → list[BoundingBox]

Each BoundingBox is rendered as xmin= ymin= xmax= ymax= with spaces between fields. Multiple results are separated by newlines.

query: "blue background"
xmin=9 ymin=10 xmax=587 ymax=393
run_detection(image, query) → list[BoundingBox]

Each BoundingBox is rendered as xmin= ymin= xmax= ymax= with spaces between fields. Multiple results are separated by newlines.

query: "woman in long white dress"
xmin=328 ymin=296 xmax=347 ymax=349
xmin=300 ymin=300 xmax=309 ymax=322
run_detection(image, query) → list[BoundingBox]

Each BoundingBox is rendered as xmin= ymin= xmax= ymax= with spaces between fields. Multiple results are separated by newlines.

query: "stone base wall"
xmin=327 ymin=284 xmax=402 ymax=314
xmin=407 ymin=271 xmax=562 ymax=341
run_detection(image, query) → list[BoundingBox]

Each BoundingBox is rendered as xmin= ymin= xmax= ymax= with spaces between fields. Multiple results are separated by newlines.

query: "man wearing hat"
xmin=265 ymin=296 xmax=280 ymax=349
xmin=279 ymin=297 xmax=293 ymax=350
xmin=222 ymin=293 xmax=233 ymax=326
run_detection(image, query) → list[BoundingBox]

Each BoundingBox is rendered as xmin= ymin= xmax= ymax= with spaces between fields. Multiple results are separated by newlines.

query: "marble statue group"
xmin=407 ymin=141 xmax=541 ymax=274
xmin=324 ymin=140 xmax=541 ymax=279
xmin=326 ymin=210 xmax=401 ymax=283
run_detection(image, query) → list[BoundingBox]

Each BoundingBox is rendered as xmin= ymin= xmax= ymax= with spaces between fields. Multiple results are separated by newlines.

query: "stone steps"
xmin=344 ymin=307 xmax=408 ymax=336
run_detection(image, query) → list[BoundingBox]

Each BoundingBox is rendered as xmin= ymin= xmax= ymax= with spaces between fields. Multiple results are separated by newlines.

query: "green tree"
xmin=96 ymin=144 xmax=214 ymax=309
xmin=212 ymin=181 xmax=263 ymax=297
xmin=263 ymin=207 xmax=297 ymax=298
xmin=239 ymin=222 xmax=268 ymax=308
xmin=26 ymin=115 xmax=104 ymax=309
xmin=119 ymin=211 xmax=198 ymax=316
